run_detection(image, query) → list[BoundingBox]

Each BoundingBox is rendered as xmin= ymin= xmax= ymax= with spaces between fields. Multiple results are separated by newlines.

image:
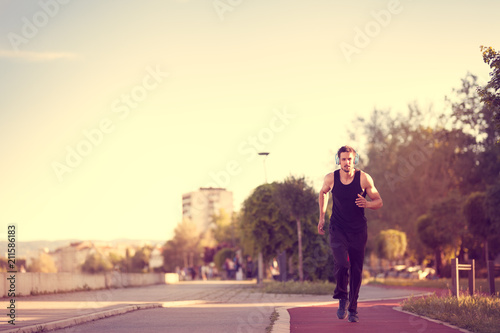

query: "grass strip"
xmin=402 ymin=293 xmax=500 ymax=333
xmin=260 ymin=280 xmax=336 ymax=295
xmin=265 ymin=309 xmax=279 ymax=333
xmin=369 ymin=277 xmax=500 ymax=294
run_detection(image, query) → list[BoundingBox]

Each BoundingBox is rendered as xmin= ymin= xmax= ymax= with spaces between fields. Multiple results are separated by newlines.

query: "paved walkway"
xmin=1 ymin=280 xmax=328 ymax=332
xmin=0 ymin=281 xmax=469 ymax=332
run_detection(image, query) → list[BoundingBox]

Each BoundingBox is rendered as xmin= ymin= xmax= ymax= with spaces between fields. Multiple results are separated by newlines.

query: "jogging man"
xmin=318 ymin=146 xmax=383 ymax=323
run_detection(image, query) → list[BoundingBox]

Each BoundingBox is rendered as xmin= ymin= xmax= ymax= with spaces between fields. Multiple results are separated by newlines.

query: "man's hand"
xmin=318 ymin=218 xmax=325 ymax=235
xmin=355 ymin=193 xmax=368 ymax=208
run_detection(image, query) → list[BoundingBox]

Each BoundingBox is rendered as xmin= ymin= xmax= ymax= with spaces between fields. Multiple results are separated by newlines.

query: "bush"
xmin=261 ymin=280 xmax=335 ymax=295
xmin=213 ymin=248 xmax=235 ymax=271
xmin=81 ymin=253 xmax=112 ymax=274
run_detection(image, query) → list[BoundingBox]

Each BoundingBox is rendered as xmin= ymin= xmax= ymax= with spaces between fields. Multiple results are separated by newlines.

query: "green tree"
xmin=478 ymin=46 xmax=500 ymax=144
xmin=81 ymin=252 xmax=112 ymax=274
xmin=108 ymin=252 xmax=125 ymax=271
xmin=354 ymin=106 xmax=472 ymax=260
xmin=447 ymin=73 xmax=496 ymax=147
xmin=240 ymin=180 xmax=332 ymax=281
xmin=485 ymin=180 xmax=500 ymax=256
xmin=375 ymin=229 xmax=407 ymax=263
xmin=416 ymin=214 xmax=447 ymax=277
xmin=351 ymin=53 xmax=500 ymax=271
xmin=447 ymin=71 xmax=499 ymax=190
xmin=416 ymin=193 xmax=465 ymax=278
xmin=239 ymin=183 xmax=295 ymax=265
xmin=464 ymin=192 xmax=492 ymax=265
xmin=212 ymin=209 xmax=238 ymax=247
xmin=130 ymin=246 xmax=153 ymax=272
xmin=300 ymin=213 xmax=334 ymax=281
xmin=273 ymin=176 xmax=317 ymax=282
xmin=162 ymin=219 xmax=203 ymax=272
xmin=213 ymin=247 xmax=235 ymax=272
xmin=428 ymin=192 xmax=467 ymax=258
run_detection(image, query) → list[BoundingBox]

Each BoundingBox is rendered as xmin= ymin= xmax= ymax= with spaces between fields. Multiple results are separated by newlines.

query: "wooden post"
xmin=488 ymin=260 xmax=496 ymax=296
xmin=451 ymin=258 xmax=459 ymax=297
xmin=468 ymin=259 xmax=475 ymax=296
xmin=451 ymin=258 xmax=476 ymax=297
xmin=278 ymin=251 xmax=287 ymax=282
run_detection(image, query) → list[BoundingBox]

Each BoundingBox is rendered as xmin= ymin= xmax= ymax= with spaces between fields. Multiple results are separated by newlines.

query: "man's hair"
xmin=337 ymin=145 xmax=357 ymax=159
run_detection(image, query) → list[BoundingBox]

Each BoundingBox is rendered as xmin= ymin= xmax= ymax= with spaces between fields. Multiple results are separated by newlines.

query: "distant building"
xmin=149 ymin=245 xmax=164 ymax=270
xmin=51 ymin=241 xmax=94 ymax=273
xmin=51 ymin=241 xmax=119 ymax=273
xmin=182 ymin=187 xmax=233 ymax=232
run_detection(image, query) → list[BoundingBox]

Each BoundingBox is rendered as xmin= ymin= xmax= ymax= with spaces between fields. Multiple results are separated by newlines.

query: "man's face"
xmin=339 ymin=152 xmax=355 ymax=172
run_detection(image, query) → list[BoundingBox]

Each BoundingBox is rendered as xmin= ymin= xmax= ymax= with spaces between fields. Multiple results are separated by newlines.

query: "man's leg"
xmin=347 ymin=230 xmax=367 ymax=315
xmin=330 ymin=227 xmax=349 ymax=300
xmin=330 ymin=227 xmax=350 ymax=319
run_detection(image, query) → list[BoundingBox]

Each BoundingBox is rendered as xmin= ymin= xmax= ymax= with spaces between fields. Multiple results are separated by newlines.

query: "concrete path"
xmin=0 ymin=281 xmax=467 ymax=332
xmin=1 ymin=280 xmax=327 ymax=332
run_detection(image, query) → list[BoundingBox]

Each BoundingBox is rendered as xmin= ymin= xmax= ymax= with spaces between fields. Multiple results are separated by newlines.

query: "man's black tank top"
xmin=330 ymin=169 xmax=367 ymax=233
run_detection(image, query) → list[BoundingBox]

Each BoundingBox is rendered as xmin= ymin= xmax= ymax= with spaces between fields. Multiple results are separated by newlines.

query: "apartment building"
xmin=182 ymin=187 xmax=233 ymax=232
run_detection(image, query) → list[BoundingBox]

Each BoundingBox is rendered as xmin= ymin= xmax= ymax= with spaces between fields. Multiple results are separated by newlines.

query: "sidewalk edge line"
xmin=161 ymin=300 xmax=208 ymax=307
xmin=271 ymin=306 xmax=292 ymax=333
xmin=393 ymin=306 xmax=474 ymax=333
xmin=4 ymin=303 xmax=162 ymax=333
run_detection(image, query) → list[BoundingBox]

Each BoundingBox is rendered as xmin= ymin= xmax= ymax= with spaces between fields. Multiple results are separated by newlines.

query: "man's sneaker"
xmin=348 ymin=311 xmax=359 ymax=323
xmin=337 ymin=299 xmax=348 ymax=319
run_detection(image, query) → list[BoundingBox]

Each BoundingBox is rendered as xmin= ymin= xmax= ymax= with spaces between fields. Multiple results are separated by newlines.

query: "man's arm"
xmin=356 ymin=171 xmax=383 ymax=210
xmin=318 ymin=173 xmax=334 ymax=235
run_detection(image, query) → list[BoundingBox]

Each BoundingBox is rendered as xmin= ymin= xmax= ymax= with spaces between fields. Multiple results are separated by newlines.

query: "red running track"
xmin=288 ymin=298 xmax=464 ymax=333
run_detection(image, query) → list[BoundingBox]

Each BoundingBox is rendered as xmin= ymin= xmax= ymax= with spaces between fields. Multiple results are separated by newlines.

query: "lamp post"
xmin=256 ymin=152 xmax=270 ymax=285
xmin=258 ymin=152 xmax=269 ymax=184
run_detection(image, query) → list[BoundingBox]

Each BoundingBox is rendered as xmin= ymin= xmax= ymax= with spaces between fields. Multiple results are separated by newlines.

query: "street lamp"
xmin=256 ymin=152 xmax=270 ymax=285
xmin=258 ymin=152 xmax=270 ymax=184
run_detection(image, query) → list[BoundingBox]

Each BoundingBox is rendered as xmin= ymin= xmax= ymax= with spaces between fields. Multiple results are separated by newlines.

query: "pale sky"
xmin=1 ymin=0 xmax=499 ymax=242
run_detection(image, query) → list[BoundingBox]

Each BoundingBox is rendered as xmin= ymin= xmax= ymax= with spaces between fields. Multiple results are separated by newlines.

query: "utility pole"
xmin=256 ymin=152 xmax=270 ymax=285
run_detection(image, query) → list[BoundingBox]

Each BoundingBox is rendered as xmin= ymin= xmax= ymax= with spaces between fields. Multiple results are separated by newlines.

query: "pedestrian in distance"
xmin=318 ymin=145 xmax=383 ymax=323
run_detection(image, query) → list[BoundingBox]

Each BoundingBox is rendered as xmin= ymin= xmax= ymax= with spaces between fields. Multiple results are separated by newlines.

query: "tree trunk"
xmin=257 ymin=251 xmax=264 ymax=285
xmin=297 ymin=218 xmax=304 ymax=282
xmin=277 ymin=250 xmax=287 ymax=282
xmin=485 ymin=239 xmax=489 ymax=265
xmin=288 ymin=255 xmax=294 ymax=276
xmin=435 ymin=248 xmax=442 ymax=277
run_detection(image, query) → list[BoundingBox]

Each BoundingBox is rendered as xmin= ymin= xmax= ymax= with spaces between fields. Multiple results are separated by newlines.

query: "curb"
xmin=272 ymin=306 xmax=293 ymax=333
xmin=272 ymin=301 xmax=333 ymax=333
xmin=3 ymin=300 xmax=209 ymax=333
xmin=4 ymin=303 xmax=162 ymax=333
